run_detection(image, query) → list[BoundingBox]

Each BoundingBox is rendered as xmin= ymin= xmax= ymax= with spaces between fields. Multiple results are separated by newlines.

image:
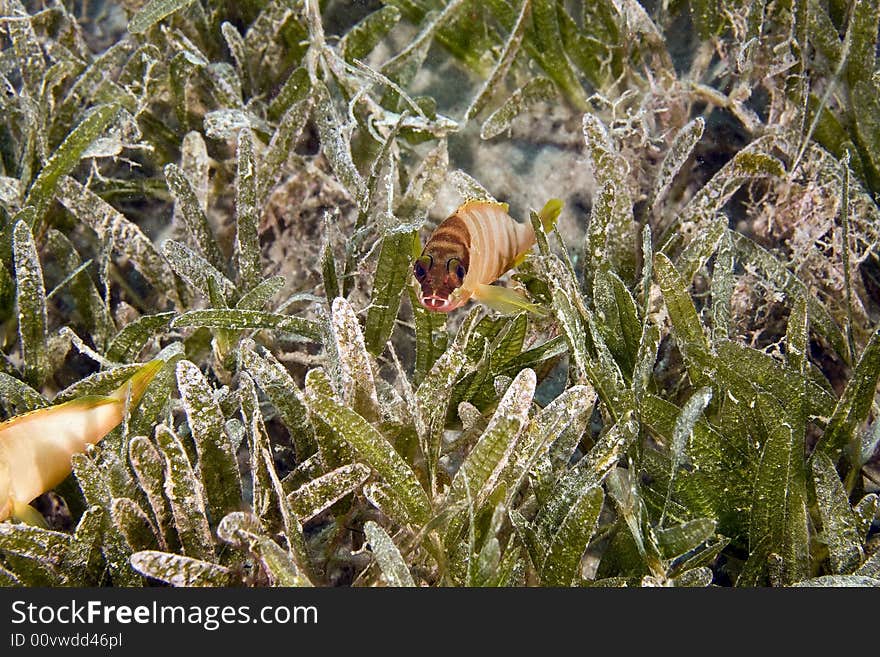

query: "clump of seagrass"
xmin=0 ymin=0 xmax=878 ymax=589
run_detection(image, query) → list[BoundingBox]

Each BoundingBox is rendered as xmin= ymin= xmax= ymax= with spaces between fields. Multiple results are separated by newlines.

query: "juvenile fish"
xmin=0 ymin=360 xmax=163 ymax=526
xmin=413 ymin=198 xmax=562 ymax=314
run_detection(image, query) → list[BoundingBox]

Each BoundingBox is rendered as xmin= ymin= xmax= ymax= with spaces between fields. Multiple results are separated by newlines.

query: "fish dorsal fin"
xmin=459 ymin=199 xmax=510 ymax=216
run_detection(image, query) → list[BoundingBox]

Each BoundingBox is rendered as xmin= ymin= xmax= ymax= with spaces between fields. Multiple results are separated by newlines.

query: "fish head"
xmin=413 ymin=251 xmax=469 ymax=313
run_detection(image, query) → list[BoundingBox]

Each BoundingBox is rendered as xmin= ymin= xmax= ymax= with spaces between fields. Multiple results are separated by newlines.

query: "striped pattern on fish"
xmin=413 ymin=199 xmax=562 ymax=314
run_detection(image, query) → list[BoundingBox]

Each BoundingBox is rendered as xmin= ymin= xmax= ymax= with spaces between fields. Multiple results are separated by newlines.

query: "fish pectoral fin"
xmin=510 ymin=252 xmax=529 ymax=269
xmin=473 ymin=284 xmax=547 ymax=316
xmin=12 ymin=501 xmax=48 ymax=528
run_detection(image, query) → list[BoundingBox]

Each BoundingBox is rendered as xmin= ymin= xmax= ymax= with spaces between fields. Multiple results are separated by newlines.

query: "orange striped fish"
xmin=413 ymin=199 xmax=562 ymax=314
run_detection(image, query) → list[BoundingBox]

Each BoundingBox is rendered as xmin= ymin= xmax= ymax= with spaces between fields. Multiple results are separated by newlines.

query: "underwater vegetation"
xmin=0 ymin=0 xmax=878 ymax=587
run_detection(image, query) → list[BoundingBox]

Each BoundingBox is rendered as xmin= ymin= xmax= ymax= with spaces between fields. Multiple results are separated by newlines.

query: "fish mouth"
xmin=420 ymin=295 xmax=457 ymax=313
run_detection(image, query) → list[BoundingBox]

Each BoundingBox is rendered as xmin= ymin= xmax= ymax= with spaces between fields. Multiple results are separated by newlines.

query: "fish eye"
xmin=447 ymin=258 xmax=466 ymax=281
xmin=414 ymin=255 xmax=431 ymax=280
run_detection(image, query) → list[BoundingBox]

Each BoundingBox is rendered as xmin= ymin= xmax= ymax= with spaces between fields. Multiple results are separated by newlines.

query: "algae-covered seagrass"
xmin=0 ymin=0 xmax=878 ymax=587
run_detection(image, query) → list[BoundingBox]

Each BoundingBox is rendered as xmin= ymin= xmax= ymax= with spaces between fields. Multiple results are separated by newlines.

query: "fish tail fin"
xmin=109 ymin=360 xmax=164 ymax=405
xmin=538 ymin=198 xmax=564 ymax=233
xmin=473 ymin=283 xmax=548 ymax=316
